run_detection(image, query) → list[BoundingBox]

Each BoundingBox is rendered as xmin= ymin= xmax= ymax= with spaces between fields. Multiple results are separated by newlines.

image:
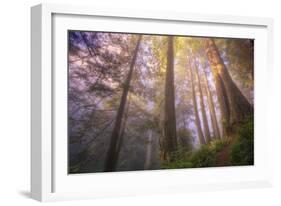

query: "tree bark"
xmin=114 ymin=94 xmax=131 ymax=167
xmin=162 ymin=36 xmax=178 ymax=161
xmin=188 ymin=58 xmax=206 ymax=145
xmin=205 ymin=39 xmax=253 ymax=129
xmin=204 ymin=40 xmax=230 ymax=136
xmin=202 ymin=66 xmax=221 ymax=139
xmin=104 ymin=36 xmax=142 ymax=172
xmin=194 ymin=59 xmax=211 ymax=143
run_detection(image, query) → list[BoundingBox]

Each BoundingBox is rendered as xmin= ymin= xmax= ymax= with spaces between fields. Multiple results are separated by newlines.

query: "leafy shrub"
xmin=230 ymin=117 xmax=254 ymax=165
xmin=161 ymin=146 xmax=193 ymax=169
xmin=189 ymin=145 xmax=216 ymax=167
xmin=209 ymin=139 xmax=229 ymax=153
xmin=190 ymin=139 xmax=229 ymax=167
xmin=161 ymin=139 xmax=229 ymax=169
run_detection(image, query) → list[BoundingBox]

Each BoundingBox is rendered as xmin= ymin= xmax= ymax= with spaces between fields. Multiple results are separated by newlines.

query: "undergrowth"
xmin=161 ymin=139 xmax=229 ymax=169
xmin=230 ymin=116 xmax=254 ymax=165
xmin=162 ymin=116 xmax=254 ymax=169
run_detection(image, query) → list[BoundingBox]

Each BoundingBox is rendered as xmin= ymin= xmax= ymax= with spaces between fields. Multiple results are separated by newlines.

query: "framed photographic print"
xmin=31 ymin=3 xmax=274 ymax=201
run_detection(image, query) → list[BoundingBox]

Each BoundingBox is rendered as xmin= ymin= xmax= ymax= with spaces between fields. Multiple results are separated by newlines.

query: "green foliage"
xmin=161 ymin=146 xmax=193 ymax=169
xmin=190 ymin=139 xmax=228 ymax=168
xmin=174 ymin=37 xmax=185 ymax=51
xmin=209 ymin=139 xmax=229 ymax=153
xmin=161 ymin=139 xmax=229 ymax=169
xmin=230 ymin=117 xmax=254 ymax=165
xmin=189 ymin=145 xmax=216 ymax=167
xmin=216 ymin=39 xmax=254 ymax=88
xmin=150 ymin=36 xmax=167 ymax=76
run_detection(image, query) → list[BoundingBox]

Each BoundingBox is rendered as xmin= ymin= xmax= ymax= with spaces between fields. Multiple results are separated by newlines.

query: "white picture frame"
xmin=31 ymin=3 xmax=274 ymax=202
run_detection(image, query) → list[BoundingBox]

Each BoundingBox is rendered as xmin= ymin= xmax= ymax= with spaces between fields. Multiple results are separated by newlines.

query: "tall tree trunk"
xmin=202 ymin=66 xmax=221 ymax=139
xmin=162 ymin=36 xmax=177 ymax=161
xmin=115 ymin=94 xmax=131 ymax=167
xmin=144 ymin=130 xmax=153 ymax=170
xmin=188 ymin=59 xmax=206 ymax=145
xmin=205 ymin=39 xmax=253 ymax=128
xmin=204 ymin=40 xmax=230 ymax=136
xmin=104 ymin=36 xmax=142 ymax=172
xmin=194 ymin=58 xmax=211 ymax=143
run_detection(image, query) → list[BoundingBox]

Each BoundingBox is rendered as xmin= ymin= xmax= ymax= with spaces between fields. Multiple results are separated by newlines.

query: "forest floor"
xmin=216 ymin=142 xmax=231 ymax=166
xmin=162 ymin=117 xmax=254 ymax=170
xmin=216 ymin=137 xmax=236 ymax=166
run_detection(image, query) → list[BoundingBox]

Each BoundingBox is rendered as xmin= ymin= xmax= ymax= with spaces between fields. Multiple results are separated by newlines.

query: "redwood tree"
xmin=162 ymin=36 xmax=178 ymax=161
xmin=193 ymin=58 xmax=211 ymax=143
xmin=188 ymin=58 xmax=206 ymax=145
xmin=205 ymin=38 xmax=253 ymax=135
xmin=202 ymin=65 xmax=221 ymax=139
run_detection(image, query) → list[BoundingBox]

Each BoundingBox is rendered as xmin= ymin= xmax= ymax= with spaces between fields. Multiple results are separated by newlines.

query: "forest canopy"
xmin=68 ymin=31 xmax=254 ymax=173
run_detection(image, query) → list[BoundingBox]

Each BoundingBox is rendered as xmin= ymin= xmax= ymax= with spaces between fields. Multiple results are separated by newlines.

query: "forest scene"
xmin=68 ymin=31 xmax=254 ymax=174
